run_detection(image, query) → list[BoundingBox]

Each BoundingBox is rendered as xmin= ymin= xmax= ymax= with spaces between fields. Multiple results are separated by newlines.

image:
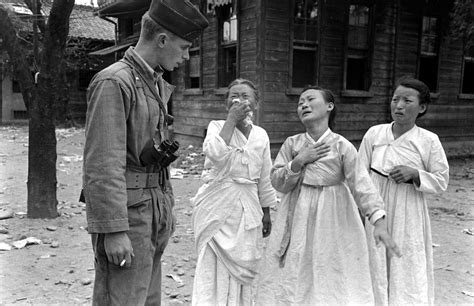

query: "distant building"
xmin=0 ymin=0 xmax=115 ymax=123
xmin=92 ymin=0 xmax=474 ymax=156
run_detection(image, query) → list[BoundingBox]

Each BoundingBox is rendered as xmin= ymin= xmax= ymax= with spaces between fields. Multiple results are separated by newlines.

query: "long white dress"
xmin=256 ymin=129 xmax=386 ymax=305
xmin=358 ymin=123 xmax=449 ymax=305
xmin=192 ymin=120 xmax=276 ymax=305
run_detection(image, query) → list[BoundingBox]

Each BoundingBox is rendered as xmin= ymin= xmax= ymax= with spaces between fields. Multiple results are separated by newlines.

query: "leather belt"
xmin=125 ymin=172 xmax=160 ymax=189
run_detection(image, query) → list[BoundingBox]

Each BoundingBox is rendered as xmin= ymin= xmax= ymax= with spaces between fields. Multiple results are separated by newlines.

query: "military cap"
xmin=148 ymin=0 xmax=209 ymax=42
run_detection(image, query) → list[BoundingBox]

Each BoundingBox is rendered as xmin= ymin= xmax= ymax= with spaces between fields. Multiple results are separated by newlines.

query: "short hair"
xmin=225 ymin=78 xmax=260 ymax=104
xmin=300 ymin=85 xmax=337 ymax=130
xmin=140 ymin=12 xmax=176 ymax=42
xmin=395 ymin=77 xmax=431 ymax=118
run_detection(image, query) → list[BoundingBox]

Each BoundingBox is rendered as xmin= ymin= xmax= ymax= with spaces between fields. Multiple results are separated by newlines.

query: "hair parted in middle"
xmin=225 ymin=78 xmax=260 ymax=104
xmin=300 ymin=85 xmax=337 ymax=130
xmin=395 ymin=76 xmax=431 ymax=118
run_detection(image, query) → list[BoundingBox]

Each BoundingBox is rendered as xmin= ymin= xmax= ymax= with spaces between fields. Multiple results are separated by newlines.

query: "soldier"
xmin=82 ymin=1 xmax=208 ymax=304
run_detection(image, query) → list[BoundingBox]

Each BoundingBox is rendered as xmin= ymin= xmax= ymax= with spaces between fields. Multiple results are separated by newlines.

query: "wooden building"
xmin=94 ymin=0 xmax=474 ymax=156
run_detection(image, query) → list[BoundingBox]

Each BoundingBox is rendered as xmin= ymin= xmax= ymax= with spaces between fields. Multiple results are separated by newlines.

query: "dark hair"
xmin=300 ymin=85 xmax=337 ymax=130
xmin=225 ymin=78 xmax=260 ymax=104
xmin=395 ymin=77 xmax=431 ymax=118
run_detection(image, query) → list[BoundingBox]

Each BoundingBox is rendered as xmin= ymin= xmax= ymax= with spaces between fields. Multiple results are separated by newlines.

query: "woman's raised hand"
xmin=227 ymin=99 xmax=251 ymax=124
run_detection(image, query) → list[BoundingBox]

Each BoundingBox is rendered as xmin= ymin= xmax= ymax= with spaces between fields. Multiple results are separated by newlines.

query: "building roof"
xmin=0 ymin=0 xmax=115 ymax=41
xmin=96 ymin=0 xmax=150 ymax=18
xmin=69 ymin=5 xmax=115 ymax=41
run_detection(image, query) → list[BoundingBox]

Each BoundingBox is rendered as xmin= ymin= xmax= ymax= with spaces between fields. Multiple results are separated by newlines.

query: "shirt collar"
xmin=129 ymin=47 xmax=164 ymax=82
xmin=305 ymin=128 xmax=331 ymax=144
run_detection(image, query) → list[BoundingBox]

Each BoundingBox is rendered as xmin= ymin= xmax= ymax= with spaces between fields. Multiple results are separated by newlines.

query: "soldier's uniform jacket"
xmin=83 ymin=47 xmax=175 ymax=234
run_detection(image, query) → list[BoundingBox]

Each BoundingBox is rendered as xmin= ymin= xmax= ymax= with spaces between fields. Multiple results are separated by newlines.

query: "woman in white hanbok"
xmin=359 ymin=78 xmax=449 ymax=305
xmin=191 ymin=79 xmax=276 ymax=305
xmin=256 ymin=86 xmax=401 ymax=305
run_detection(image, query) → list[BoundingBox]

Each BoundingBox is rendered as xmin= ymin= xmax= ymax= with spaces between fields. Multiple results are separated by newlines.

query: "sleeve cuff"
xmin=368 ymin=209 xmax=386 ymax=225
xmin=86 ymin=218 xmax=129 ymax=234
xmin=287 ymin=161 xmax=301 ymax=175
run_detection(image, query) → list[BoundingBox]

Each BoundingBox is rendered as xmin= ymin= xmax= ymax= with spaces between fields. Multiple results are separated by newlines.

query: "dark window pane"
xmin=349 ymin=5 xmax=369 ymax=26
xmin=189 ymin=77 xmax=200 ymax=88
xmin=419 ymin=56 xmax=438 ymax=92
xmin=294 ymin=20 xmax=306 ymax=41
xmin=348 ymin=5 xmax=370 ymax=49
xmin=218 ymin=3 xmax=238 ymax=87
xmin=13 ymin=110 xmax=28 ymax=119
xmin=346 ymin=57 xmax=367 ymax=90
xmin=293 ymin=0 xmax=318 ymax=42
xmin=219 ymin=45 xmax=237 ymax=87
xmin=421 ymin=16 xmax=438 ymax=55
xmin=12 ymin=79 xmax=21 ymax=93
xmin=462 ymin=59 xmax=474 ymax=94
xmin=292 ymin=49 xmax=316 ymax=88
xmin=186 ymin=48 xmax=200 ymax=88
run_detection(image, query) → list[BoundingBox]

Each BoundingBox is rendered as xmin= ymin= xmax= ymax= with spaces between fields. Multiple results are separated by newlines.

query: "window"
xmin=344 ymin=4 xmax=372 ymax=91
xmin=13 ymin=110 xmax=28 ymax=120
xmin=185 ymin=36 xmax=202 ymax=89
xmin=217 ymin=3 xmax=238 ymax=88
xmin=418 ymin=16 xmax=440 ymax=92
xmin=292 ymin=0 xmax=319 ymax=88
xmin=12 ymin=79 xmax=21 ymax=93
xmin=119 ymin=16 xmax=141 ymax=41
xmin=461 ymin=46 xmax=474 ymax=94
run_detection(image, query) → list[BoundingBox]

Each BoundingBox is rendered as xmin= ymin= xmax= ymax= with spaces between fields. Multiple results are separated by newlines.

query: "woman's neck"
xmin=392 ymin=122 xmax=415 ymax=139
xmin=306 ymin=123 xmax=329 ymax=142
xmin=236 ymin=121 xmax=251 ymax=138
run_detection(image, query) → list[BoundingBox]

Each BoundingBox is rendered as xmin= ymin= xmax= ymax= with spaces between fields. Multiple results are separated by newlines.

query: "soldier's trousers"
xmin=91 ymin=187 xmax=174 ymax=306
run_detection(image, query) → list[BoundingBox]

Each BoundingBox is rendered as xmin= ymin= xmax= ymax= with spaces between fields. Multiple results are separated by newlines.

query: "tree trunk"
xmin=1 ymin=1 xmax=74 ymax=218
xmin=26 ymin=0 xmax=75 ymax=218
xmin=27 ymin=108 xmax=58 ymax=218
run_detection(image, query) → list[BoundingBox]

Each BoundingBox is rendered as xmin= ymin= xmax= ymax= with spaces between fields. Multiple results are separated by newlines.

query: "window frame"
xmin=459 ymin=45 xmax=474 ymax=98
xmin=216 ymin=2 xmax=239 ymax=89
xmin=342 ymin=1 xmax=375 ymax=95
xmin=417 ymin=14 xmax=442 ymax=93
xmin=184 ymin=37 xmax=203 ymax=92
xmin=287 ymin=0 xmax=321 ymax=94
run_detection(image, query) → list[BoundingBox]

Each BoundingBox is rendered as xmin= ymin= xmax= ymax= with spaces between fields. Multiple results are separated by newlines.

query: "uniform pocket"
xmin=126 ymin=188 xmax=152 ymax=207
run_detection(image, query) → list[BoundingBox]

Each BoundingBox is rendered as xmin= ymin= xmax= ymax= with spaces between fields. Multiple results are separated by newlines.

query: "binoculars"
xmin=140 ymin=139 xmax=180 ymax=168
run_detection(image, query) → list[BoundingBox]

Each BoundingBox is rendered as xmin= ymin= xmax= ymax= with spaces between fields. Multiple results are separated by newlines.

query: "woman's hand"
xmin=291 ymin=143 xmax=330 ymax=172
xmin=262 ymin=207 xmax=272 ymax=237
xmin=373 ymin=217 xmax=402 ymax=258
xmin=389 ymin=165 xmax=420 ymax=185
xmin=227 ymin=99 xmax=251 ymax=124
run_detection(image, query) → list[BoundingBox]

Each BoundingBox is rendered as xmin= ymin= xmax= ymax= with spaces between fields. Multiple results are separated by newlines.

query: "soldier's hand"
xmin=104 ymin=231 xmax=134 ymax=268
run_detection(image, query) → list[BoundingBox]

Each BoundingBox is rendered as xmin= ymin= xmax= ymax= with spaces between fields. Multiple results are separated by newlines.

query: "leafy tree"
xmin=0 ymin=0 xmax=75 ymax=218
xmin=449 ymin=0 xmax=473 ymax=51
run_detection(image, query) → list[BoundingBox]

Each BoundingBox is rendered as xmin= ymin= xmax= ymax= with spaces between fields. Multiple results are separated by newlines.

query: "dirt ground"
xmin=0 ymin=125 xmax=473 ymax=305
